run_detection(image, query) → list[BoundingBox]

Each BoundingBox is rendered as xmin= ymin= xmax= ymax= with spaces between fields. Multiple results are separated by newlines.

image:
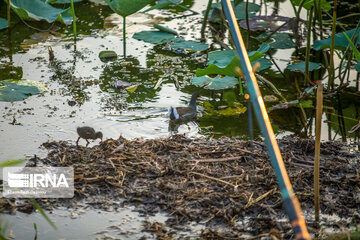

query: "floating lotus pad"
xmin=170 ymin=40 xmax=209 ymax=52
xmin=133 ymin=31 xmax=177 ymax=44
xmin=0 ymin=80 xmax=46 ymax=102
xmin=191 ymin=76 xmax=238 ymax=90
xmin=286 ymin=62 xmax=321 ymax=72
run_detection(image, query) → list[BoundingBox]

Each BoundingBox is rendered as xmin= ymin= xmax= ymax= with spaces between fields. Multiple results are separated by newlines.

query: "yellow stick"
xmin=314 ymin=83 xmax=323 ymax=223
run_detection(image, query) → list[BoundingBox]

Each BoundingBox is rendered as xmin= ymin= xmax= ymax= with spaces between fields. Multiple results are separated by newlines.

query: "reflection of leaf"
xmin=104 ymin=0 xmax=154 ymax=17
xmin=217 ymin=103 xmax=247 ymax=116
xmin=0 ymin=18 xmax=8 ymax=30
xmin=203 ymin=101 xmax=247 ymax=116
xmin=239 ymin=15 xmax=292 ymax=32
xmin=313 ymin=28 xmax=360 ymax=51
xmin=9 ymin=0 xmax=72 ymax=24
xmin=170 ymin=40 xmax=209 ymax=52
xmin=191 ymin=76 xmax=238 ymax=90
xmin=0 ymin=80 xmax=45 ymax=102
xmin=133 ymin=31 xmax=177 ymax=44
xmin=286 ymin=62 xmax=321 ymax=72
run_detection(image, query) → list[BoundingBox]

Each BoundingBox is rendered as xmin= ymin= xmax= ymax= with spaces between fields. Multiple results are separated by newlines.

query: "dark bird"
xmin=168 ymin=92 xmax=200 ymax=122
xmin=76 ymin=126 xmax=103 ymax=146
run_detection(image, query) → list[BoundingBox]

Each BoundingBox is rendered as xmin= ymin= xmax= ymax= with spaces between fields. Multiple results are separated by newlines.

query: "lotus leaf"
xmin=191 ymin=76 xmax=238 ymax=90
xmin=313 ymin=28 xmax=360 ymax=51
xmin=9 ymin=0 xmax=72 ymax=24
xmin=170 ymin=40 xmax=209 ymax=52
xmin=286 ymin=62 xmax=321 ymax=72
xmin=0 ymin=18 xmax=8 ymax=30
xmin=104 ymin=0 xmax=154 ymax=17
xmin=291 ymin=0 xmax=331 ymax=11
xmin=143 ymin=0 xmax=181 ymax=12
xmin=133 ymin=31 xmax=177 ymax=44
xmin=0 ymin=80 xmax=45 ymax=102
xmin=205 ymin=2 xmax=260 ymax=20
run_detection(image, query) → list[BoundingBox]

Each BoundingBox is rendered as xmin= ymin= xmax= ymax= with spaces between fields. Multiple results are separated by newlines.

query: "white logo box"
xmin=3 ymin=167 xmax=74 ymax=198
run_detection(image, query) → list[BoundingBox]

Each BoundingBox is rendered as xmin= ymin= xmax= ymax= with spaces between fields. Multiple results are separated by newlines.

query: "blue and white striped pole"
xmin=221 ymin=1 xmax=310 ymax=239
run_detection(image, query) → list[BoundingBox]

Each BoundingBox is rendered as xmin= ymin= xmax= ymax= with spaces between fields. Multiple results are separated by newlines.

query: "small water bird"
xmin=168 ymin=92 xmax=200 ymax=122
xmin=76 ymin=126 xmax=103 ymax=146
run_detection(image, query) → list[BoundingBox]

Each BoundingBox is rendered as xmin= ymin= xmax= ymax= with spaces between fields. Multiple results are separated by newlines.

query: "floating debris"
xmin=2 ymin=136 xmax=359 ymax=238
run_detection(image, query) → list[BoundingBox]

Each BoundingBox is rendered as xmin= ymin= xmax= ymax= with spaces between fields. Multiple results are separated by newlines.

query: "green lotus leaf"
xmin=356 ymin=60 xmax=360 ymax=72
xmin=196 ymin=51 xmax=265 ymax=77
xmin=313 ymin=28 xmax=360 ymax=51
xmin=286 ymin=62 xmax=321 ymax=72
xmin=191 ymin=75 xmax=238 ymax=90
xmin=45 ymin=0 xmax=83 ymax=3
xmin=154 ymin=24 xmax=178 ymax=35
xmin=0 ymin=18 xmax=8 ymax=30
xmin=0 ymin=80 xmax=46 ymax=102
xmin=8 ymin=0 xmax=72 ymax=24
xmin=205 ymin=2 xmax=260 ymax=20
xmin=170 ymin=40 xmax=209 ymax=52
xmin=257 ymin=32 xmax=295 ymax=49
xmin=252 ymin=58 xmax=272 ymax=71
xmin=104 ymin=0 xmax=154 ymax=17
xmin=133 ymin=31 xmax=177 ymax=44
xmin=143 ymin=0 xmax=181 ymax=12
xmin=291 ymin=0 xmax=331 ymax=11
xmin=207 ymin=43 xmax=269 ymax=68
xmin=233 ymin=2 xmax=260 ymax=20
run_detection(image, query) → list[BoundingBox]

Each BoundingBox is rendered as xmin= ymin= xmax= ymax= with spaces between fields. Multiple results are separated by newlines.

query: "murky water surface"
xmin=0 ymin=0 xmax=359 ymax=238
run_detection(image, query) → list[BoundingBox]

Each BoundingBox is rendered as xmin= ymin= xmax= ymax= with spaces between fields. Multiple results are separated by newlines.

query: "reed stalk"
xmin=314 ymin=83 xmax=323 ymax=223
xmin=327 ymin=0 xmax=337 ymax=91
xmin=305 ymin=6 xmax=314 ymax=79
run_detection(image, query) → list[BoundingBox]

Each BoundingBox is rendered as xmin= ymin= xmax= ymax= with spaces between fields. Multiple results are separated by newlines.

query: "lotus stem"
xmin=328 ymin=0 xmax=337 ymax=91
xmin=70 ymin=0 xmax=77 ymax=40
xmin=201 ymin=0 xmax=212 ymax=42
xmin=123 ymin=16 xmax=126 ymax=58
xmin=245 ymin=0 xmax=250 ymax=50
xmin=7 ymin=0 xmax=10 ymax=28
